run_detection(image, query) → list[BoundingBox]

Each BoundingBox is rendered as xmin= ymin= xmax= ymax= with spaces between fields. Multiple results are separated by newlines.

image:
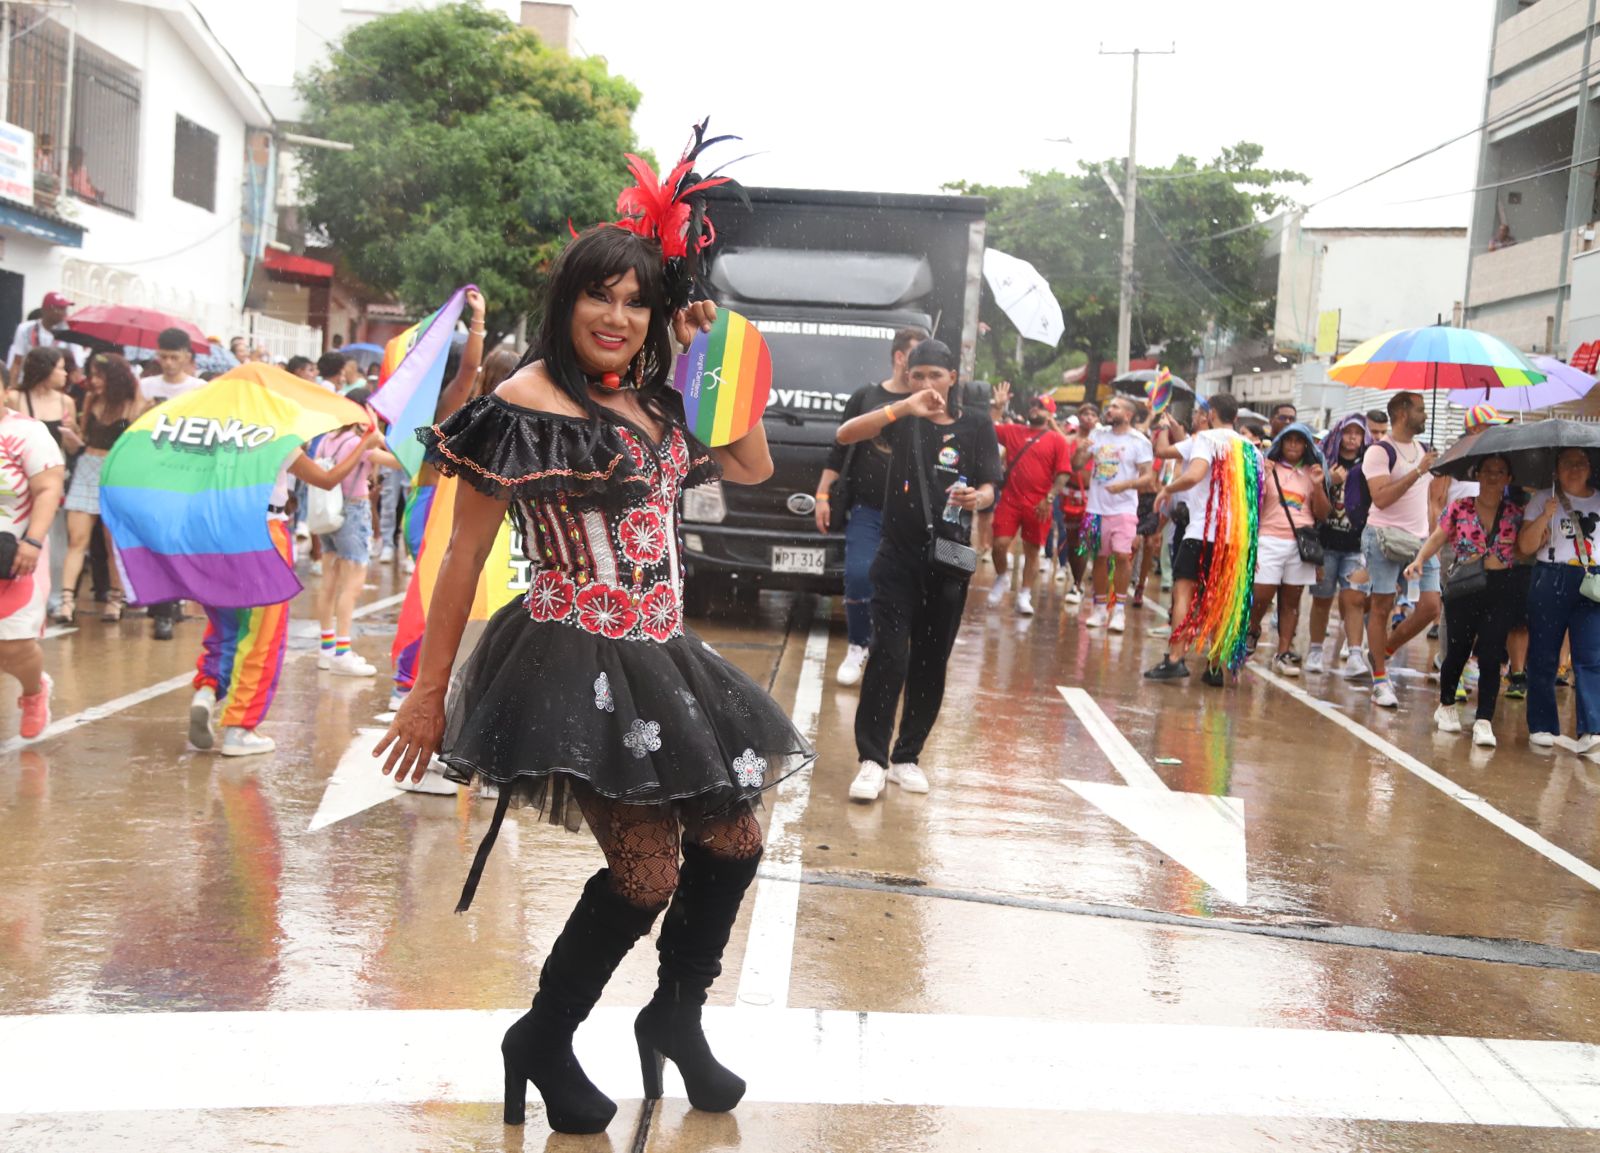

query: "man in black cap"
xmin=834 ymin=339 xmax=1000 ymax=803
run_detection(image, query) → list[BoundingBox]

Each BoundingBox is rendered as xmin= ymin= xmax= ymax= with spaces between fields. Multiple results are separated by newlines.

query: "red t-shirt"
xmin=995 ymin=423 xmax=1072 ymax=508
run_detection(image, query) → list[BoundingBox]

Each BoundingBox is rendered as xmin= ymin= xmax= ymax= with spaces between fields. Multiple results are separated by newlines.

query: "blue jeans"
xmin=1527 ymin=563 xmax=1600 ymax=737
xmin=844 ymin=504 xmax=883 ymax=647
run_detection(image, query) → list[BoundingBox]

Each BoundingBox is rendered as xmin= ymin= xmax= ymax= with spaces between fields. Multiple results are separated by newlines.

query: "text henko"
xmin=150 ymin=413 xmax=276 ymax=450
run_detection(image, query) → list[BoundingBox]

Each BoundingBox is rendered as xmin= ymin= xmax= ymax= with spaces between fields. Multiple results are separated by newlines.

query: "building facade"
xmin=0 ymin=0 xmax=324 ymax=358
xmin=1462 ymin=0 xmax=1600 ymax=356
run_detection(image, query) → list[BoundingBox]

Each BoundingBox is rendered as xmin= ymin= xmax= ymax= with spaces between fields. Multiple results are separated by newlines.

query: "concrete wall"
xmin=1493 ymin=0 xmax=1588 ymax=75
xmin=7 ymin=0 xmax=261 ymax=341
xmin=1274 ymin=219 xmax=1468 ymax=353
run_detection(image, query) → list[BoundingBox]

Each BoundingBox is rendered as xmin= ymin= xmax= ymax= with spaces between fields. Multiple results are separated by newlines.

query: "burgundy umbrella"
xmin=65 ymin=305 xmax=209 ymax=357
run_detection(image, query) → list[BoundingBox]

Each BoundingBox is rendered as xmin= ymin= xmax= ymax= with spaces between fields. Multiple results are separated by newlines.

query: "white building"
xmin=1203 ymin=212 xmax=1468 ymax=434
xmin=0 ymin=0 xmax=320 ymax=360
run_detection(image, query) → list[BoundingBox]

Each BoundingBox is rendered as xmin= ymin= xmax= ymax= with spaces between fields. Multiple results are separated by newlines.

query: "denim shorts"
xmin=1355 ymin=523 xmax=1439 ymax=596
xmin=321 ymin=497 xmax=372 ymax=564
xmin=1310 ymin=549 xmax=1365 ymax=598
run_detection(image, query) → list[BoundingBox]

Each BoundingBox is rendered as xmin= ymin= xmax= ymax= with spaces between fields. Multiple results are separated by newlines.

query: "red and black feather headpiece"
xmin=608 ymin=119 xmax=744 ymax=311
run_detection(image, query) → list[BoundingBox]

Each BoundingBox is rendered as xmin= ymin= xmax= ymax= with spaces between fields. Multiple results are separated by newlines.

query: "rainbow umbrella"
xmin=1329 ymin=325 xmax=1545 ymax=392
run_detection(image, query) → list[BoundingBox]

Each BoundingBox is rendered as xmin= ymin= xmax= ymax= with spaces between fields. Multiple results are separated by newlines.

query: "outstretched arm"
xmin=435 ymin=288 xmax=487 ymax=421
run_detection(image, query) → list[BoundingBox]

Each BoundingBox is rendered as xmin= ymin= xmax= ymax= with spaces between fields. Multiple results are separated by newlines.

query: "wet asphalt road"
xmin=3 ymin=557 xmax=1600 ymax=1151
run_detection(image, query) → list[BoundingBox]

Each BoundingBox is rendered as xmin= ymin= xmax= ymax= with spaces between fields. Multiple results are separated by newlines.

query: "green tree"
xmin=296 ymin=2 xmax=642 ymax=336
xmin=956 ymin=143 xmax=1305 ymax=399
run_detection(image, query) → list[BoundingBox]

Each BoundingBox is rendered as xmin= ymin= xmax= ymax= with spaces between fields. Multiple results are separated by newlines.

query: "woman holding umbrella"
xmin=1518 ymin=447 xmax=1600 ymax=750
xmin=1405 ymin=452 xmax=1522 ymax=747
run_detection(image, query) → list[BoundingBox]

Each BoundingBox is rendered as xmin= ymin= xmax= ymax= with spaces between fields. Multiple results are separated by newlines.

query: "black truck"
xmin=680 ymin=186 xmax=987 ymax=613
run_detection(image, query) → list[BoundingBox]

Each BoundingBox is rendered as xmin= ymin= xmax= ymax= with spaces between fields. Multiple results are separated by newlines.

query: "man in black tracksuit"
xmin=834 ymin=339 xmax=1000 ymax=803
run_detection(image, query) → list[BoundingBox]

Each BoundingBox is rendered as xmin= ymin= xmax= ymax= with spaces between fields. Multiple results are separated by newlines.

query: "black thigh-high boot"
xmin=634 ymin=842 xmax=762 ymax=1112
xmin=502 ymin=869 xmax=663 ymax=1132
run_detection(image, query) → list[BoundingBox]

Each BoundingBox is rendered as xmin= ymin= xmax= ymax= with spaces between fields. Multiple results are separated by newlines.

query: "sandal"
xmin=101 ymin=588 xmax=125 ymax=622
xmin=51 ymin=589 xmax=75 ymax=624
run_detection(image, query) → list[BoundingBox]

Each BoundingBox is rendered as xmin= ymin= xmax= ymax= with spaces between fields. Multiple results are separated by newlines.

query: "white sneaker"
xmin=1108 ymin=605 xmax=1126 ymax=633
xmin=1084 ymin=605 xmax=1108 ymax=628
xmin=1472 ymin=720 xmax=1497 ymax=748
xmin=1063 ymin=589 xmax=1083 ymax=605
xmin=189 ymin=686 xmax=217 ymax=750
xmin=1273 ymin=652 xmax=1300 ymax=678
xmin=379 ymin=546 xmax=395 ymax=564
xmin=329 ymin=651 xmax=378 ymax=677
xmin=1530 ymin=731 xmax=1557 ymax=748
xmin=317 ymin=649 xmax=333 ymax=670
xmin=1304 ymin=646 xmax=1325 ymax=675
xmin=1054 ymin=568 xmax=1068 ymax=584
xmin=294 ymin=524 xmax=311 ymax=542
xmin=1577 ymin=734 xmax=1600 ymax=755
xmin=1434 ymin=704 xmax=1461 ymax=734
xmin=888 ymin=762 xmax=930 ymax=793
xmin=986 ymin=580 xmax=1009 ymax=609
xmin=849 ymin=760 xmax=887 ymax=802
xmin=1342 ymin=649 xmax=1371 ymax=680
xmin=401 ymin=554 xmax=416 ymax=574
xmin=310 ymin=560 xmax=323 ymax=577
xmin=1372 ymin=682 xmax=1399 ymax=709
xmin=388 ymin=688 xmax=409 ymax=712
xmin=1016 ymin=589 xmax=1035 ymax=617
xmin=220 ymin=727 xmax=275 ymax=757
xmin=836 ymin=644 xmax=868 ymax=687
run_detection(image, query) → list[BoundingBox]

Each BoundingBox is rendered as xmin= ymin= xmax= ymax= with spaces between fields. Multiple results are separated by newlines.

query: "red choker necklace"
xmin=596 ymin=373 xmax=624 ymax=390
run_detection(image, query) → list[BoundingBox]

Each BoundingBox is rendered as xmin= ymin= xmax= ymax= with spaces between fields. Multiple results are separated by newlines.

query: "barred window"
xmin=173 ymin=116 xmax=217 ymax=212
xmin=69 ymin=41 xmax=141 ymax=216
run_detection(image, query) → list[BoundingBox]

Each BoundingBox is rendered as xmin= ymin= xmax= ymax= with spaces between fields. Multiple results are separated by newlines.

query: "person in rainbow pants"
xmin=189 ymin=438 xmax=382 ymax=756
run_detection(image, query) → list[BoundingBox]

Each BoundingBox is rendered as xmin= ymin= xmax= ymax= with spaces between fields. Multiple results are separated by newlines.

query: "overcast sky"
xmin=195 ymin=0 xmax=1496 ymax=229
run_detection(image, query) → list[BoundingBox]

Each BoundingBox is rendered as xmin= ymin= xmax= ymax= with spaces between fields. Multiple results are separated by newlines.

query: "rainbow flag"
xmin=372 ymin=286 xmax=468 ymax=477
xmin=390 ymin=474 xmax=525 ymax=672
xmin=101 ymin=364 xmax=370 ymax=608
xmin=673 ymin=310 xmax=772 ymax=446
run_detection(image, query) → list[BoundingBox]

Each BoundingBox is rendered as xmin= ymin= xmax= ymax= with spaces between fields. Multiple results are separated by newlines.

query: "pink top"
xmin=1362 ymin=439 xmax=1431 ymax=536
xmin=1439 ymin=496 xmax=1523 ymax=566
xmin=320 ymin=428 xmax=373 ymax=499
xmin=1261 ymin=461 xmax=1315 ymax=540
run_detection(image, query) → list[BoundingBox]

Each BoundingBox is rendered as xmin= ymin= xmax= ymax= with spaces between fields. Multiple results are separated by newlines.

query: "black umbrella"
xmin=1431 ymin=419 xmax=1600 ymax=488
xmin=1111 ymin=369 xmax=1195 ymax=397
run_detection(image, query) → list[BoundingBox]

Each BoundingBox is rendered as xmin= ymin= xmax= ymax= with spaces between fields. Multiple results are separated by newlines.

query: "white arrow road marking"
xmin=1057 ymin=686 xmax=1248 ymax=904
xmin=306 ymin=728 xmax=455 ymax=832
xmin=2 ymin=1007 xmax=1597 ymax=1126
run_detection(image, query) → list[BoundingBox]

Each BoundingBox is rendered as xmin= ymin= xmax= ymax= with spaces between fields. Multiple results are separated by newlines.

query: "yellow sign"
xmin=1315 ymin=310 xmax=1341 ymax=357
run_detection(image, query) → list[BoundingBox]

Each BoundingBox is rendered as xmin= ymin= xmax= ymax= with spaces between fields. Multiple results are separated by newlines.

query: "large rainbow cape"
xmin=390 ymin=474 xmax=526 ymax=666
xmin=372 ymin=286 xmax=469 ymax=477
xmin=101 ymin=364 xmax=370 ymax=608
xmin=1172 ymin=432 xmax=1262 ymax=671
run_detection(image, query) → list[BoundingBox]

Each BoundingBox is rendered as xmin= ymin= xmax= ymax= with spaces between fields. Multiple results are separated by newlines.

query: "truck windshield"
xmin=753 ymin=322 xmax=897 ymax=420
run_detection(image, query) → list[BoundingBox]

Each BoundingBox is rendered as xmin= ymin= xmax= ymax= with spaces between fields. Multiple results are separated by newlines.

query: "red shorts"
xmin=992 ymin=495 xmax=1051 ymax=546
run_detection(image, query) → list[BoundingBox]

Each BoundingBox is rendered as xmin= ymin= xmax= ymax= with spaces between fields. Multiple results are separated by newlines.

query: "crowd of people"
xmin=817 ymin=342 xmax=1600 ymax=777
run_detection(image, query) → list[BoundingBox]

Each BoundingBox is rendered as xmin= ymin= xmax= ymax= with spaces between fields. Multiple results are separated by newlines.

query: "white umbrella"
xmin=982 ymin=247 xmax=1064 ymax=347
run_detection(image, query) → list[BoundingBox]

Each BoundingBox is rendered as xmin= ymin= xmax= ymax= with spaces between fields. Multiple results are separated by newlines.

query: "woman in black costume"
xmin=375 ymin=145 xmax=811 ymax=1134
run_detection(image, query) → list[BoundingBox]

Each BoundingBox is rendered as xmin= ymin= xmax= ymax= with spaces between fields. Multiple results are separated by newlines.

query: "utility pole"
xmin=1100 ymin=43 xmax=1174 ymax=375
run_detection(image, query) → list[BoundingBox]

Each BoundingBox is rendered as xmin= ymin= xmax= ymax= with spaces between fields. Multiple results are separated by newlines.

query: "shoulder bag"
xmin=912 ymin=419 xmax=977 ymax=579
xmin=1271 ymin=464 xmax=1325 ymax=566
xmin=826 ymin=442 xmax=858 ymax=534
xmin=1442 ymin=498 xmax=1505 ymax=604
xmin=1556 ymin=487 xmax=1600 ymax=603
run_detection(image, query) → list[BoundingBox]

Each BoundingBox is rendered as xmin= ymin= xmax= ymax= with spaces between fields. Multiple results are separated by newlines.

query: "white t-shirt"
xmin=140 ymin=374 xmax=205 ymax=404
xmin=1526 ymin=487 xmax=1600 ymax=566
xmin=1362 ymin=439 xmax=1431 ymax=536
xmin=6 ymin=320 xmax=58 ymax=368
xmin=1084 ymin=426 xmax=1153 ymax=517
xmin=0 ymin=411 xmax=65 ymax=536
xmin=268 ymin=461 xmax=295 ymax=521
xmin=1184 ymin=429 xmax=1250 ymax=542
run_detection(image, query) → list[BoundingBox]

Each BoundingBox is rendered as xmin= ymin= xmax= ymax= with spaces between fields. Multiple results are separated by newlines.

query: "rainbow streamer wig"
xmin=1173 ymin=438 xmax=1262 ymax=670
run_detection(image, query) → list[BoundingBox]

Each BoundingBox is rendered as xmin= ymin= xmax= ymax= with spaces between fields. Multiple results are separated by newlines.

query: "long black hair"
xmin=18 ymin=346 xmax=63 ymax=393
xmin=517 ymin=226 xmax=678 ymax=440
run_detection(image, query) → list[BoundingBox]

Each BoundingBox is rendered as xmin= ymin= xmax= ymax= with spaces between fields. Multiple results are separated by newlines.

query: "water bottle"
xmin=942 ymin=475 xmax=967 ymax=525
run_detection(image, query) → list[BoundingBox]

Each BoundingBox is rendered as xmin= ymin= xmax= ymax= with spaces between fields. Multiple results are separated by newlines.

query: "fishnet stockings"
xmin=574 ymin=791 xmax=763 ymax=911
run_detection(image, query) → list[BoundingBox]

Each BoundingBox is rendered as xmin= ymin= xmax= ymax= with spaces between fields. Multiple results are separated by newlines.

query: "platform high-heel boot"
xmin=634 ymin=843 xmax=762 ymax=1112
xmin=502 ymin=869 xmax=662 ymax=1132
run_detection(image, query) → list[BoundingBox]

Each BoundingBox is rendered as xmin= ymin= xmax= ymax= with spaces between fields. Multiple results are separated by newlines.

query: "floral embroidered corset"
xmin=420 ymin=394 xmax=720 ymax=645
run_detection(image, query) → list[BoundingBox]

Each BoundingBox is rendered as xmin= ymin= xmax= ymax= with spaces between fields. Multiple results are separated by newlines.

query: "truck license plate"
xmin=770 ymin=546 xmax=825 ymax=575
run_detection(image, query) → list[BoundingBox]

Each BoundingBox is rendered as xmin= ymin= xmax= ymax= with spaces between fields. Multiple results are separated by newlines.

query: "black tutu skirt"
xmin=441 ymin=598 xmax=814 ymax=836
